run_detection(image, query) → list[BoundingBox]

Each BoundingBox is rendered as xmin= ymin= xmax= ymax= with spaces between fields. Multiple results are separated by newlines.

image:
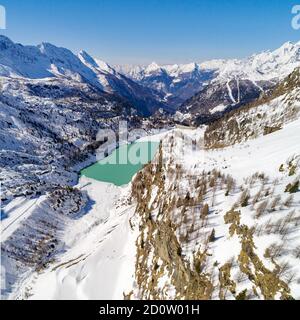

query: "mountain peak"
xmin=78 ymin=50 xmax=98 ymax=68
xmin=0 ymin=35 xmax=15 ymax=49
xmin=0 ymin=35 xmax=13 ymax=43
xmin=281 ymin=40 xmax=294 ymax=48
xmin=179 ymin=62 xmax=199 ymax=73
xmin=145 ymin=62 xmax=161 ymax=73
xmin=38 ymin=42 xmax=59 ymax=52
xmin=38 ymin=42 xmax=75 ymax=58
xmin=94 ymin=58 xmax=113 ymax=73
xmin=78 ymin=50 xmax=114 ymax=74
xmin=78 ymin=49 xmax=91 ymax=58
xmin=271 ymin=40 xmax=300 ymax=57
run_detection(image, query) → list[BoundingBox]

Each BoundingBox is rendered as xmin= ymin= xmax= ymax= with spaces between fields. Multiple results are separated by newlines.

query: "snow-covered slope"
xmin=0 ymin=36 xmax=102 ymax=88
xmin=10 ymin=179 xmax=136 ymax=300
xmin=78 ymin=51 xmax=168 ymax=115
xmin=129 ymin=118 xmax=300 ymax=300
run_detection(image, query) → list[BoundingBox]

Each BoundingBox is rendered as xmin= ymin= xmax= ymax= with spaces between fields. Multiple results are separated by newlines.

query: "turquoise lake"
xmin=80 ymin=142 xmax=159 ymax=186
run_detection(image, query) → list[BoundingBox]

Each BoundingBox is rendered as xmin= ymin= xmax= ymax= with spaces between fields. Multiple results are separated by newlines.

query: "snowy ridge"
xmin=119 ymin=40 xmax=300 ymax=83
xmin=201 ymin=41 xmax=300 ymax=82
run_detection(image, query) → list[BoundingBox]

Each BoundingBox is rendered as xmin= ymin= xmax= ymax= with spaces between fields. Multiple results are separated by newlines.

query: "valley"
xmin=4 ymin=116 xmax=299 ymax=300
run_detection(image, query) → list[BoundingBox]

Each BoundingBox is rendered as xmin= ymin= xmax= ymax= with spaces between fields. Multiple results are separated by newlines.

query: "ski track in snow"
xmin=226 ymin=80 xmax=236 ymax=104
xmin=251 ymin=80 xmax=264 ymax=92
xmin=236 ymin=78 xmax=240 ymax=103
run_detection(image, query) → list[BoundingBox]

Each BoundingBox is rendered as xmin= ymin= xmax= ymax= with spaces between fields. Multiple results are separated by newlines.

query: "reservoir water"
xmin=80 ymin=141 xmax=159 ymax=186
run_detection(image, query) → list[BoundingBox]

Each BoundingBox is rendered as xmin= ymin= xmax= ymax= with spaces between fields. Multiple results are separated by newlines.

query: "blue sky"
xmin=0 ymin=0 xmax=300 ymax=65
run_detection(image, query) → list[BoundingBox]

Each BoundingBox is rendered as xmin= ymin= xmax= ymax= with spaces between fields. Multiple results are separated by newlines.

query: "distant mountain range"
xmin=115 ymin=62 xmax=215 ymax=108
xmin=117 ymin=41 xmax=300 ymax=122
xmin=2 ymin=35 xmax=300 ymax=120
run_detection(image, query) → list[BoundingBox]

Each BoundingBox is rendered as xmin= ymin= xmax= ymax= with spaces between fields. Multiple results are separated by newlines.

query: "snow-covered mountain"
xmin=0 ymin=36 xmax=167 ymax=116
xmin=118 ymin=41 xmax=300 ymax=116
xmin=0 ymin=36 xmax=104 ymax=86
